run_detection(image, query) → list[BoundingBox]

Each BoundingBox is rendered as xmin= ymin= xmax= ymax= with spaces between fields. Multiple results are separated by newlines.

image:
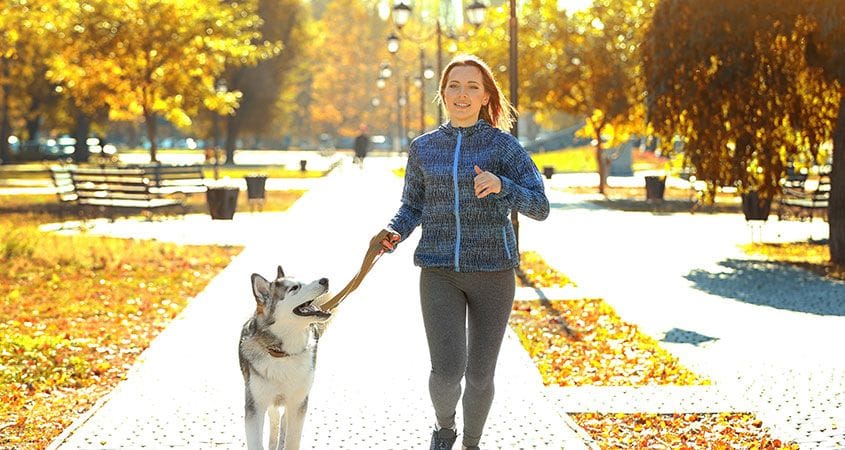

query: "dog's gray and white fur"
xmin=239 ymin=266 xmax=331 ymax=450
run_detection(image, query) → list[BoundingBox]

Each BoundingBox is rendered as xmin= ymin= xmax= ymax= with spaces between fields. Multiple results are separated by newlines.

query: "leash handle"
xmin=321 ymin=229 xmax=391 ymax=312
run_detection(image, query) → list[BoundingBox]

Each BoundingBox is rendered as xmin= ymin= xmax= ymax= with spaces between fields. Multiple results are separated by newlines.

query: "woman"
xmin=377 ymin=54 xmax=549 ymax=450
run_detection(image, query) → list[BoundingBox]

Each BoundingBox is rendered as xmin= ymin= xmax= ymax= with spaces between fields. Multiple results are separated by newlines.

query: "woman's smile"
xmin=443 ymin=65 xmax=489 ymax=128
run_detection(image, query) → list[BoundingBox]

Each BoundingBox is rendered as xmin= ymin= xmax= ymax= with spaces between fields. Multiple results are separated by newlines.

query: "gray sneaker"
xmin=429 ymin=427 xmax=457 ymax=450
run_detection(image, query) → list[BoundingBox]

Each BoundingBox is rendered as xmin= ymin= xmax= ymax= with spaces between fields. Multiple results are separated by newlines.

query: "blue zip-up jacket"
xmin=388 ymin=119 xmax=549 ymax=272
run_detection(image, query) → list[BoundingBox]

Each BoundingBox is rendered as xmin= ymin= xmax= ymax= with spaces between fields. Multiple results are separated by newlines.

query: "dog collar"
xmin=267 ymin=346 xmax=290 ymax=358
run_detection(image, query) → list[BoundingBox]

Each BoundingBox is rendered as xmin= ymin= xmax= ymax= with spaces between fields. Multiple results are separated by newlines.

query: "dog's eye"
xmin=289 ymin=285 xmax=299 ymax=292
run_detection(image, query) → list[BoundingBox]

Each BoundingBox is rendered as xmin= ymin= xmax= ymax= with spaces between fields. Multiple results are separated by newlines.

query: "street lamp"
xmin=387 ymin=0 xmax=487 ymax=125
xmin=466 ymin=1 xmax=487 ymax=27
xmin=392 ymin=1 xmax=412 ymax=27
xmin=387 ymin=32 xmax=401 ymax=54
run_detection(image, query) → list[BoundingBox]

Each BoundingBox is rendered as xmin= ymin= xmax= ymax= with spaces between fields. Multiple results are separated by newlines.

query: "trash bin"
xmin=244 ymin=174 xmax=267 ymax=212
xmin=644 ymin=175 xmax=666 ymax=201
xmin=741 ymin=191 xmax=772 ymax=221
xmin=206 ymin=186 xmax=239 ymax=220
xmin=244 ymin=175 xmax=267 ymax=200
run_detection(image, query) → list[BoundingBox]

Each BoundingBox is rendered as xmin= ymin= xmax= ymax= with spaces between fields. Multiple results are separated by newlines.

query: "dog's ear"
xmin=277 ymin=265 xmax=285 ymax=279
xmin=251 ymin=273 xmax=271 ymax=303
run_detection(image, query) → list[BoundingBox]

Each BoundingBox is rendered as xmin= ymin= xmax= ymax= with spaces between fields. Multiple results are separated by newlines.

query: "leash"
xmin=320 ymin=229 xmax=391 ymax=312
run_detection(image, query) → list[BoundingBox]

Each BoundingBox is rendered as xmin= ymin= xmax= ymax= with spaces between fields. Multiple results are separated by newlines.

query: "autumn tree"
xmin=0 ymin=1 xmax=62 ymax=163
xmin=644 ymin=1 xmax=836 ymax=218
xmin=48 ymin=0 xmax=269 ymax=162
xmin=464 ymin=0 xmax=650 ymax=194
xmin=546 ymin=0 xmax=650 ymax=194
xmin=804 ymin=0 xmax=845 ymax=264
xmin=0 ymin=2 xmax=20 ymax=163
xmin=308 ymin=1 xmax=394 ymax=140
xmin=220 ymin=0 xmax=306 ymax=161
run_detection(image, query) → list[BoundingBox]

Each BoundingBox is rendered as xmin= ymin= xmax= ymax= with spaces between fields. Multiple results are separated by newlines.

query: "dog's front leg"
xmin=244 ymin=396 xmax=266 ymax=450
xmin=268 ymin=405 xmax=285 ymax=450
xmin=282 ymin=397 xmax=309 ymax=450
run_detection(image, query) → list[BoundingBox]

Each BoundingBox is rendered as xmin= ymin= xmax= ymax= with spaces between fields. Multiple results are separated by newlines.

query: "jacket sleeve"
xmin=492 ymin=134 xmax=550 ymax=221
xmin=388 ymin=142 xmax=424 ymax=240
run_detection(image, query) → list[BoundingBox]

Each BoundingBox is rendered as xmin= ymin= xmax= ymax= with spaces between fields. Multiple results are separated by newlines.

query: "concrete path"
xmin=44 ymin=158 xmax=845 ymax=449
xmin=521 ymin=179 xmax=845 ymax=449
xmin=48 ymin=157 xmax=591 ymax=450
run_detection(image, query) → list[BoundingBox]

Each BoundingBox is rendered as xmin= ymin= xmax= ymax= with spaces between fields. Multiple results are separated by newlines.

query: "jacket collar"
xmin=439 ymin=119 xmax=492 ymax=138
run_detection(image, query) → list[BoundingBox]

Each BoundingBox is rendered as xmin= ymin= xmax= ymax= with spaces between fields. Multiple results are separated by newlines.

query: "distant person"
xmin=353 ymin=124 xmax=371 ymax=168
xmin=374 ymin=54 xmax=549 ymax=450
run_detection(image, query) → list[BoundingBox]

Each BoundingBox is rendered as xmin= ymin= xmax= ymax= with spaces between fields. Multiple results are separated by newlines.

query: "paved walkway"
xmin=48 ymin=157 xmax=591 ymax=450
xmin=521 ymin=180 xmax=845 ymax=449
xmin=44 ymin=157 xmax=845 ymax=449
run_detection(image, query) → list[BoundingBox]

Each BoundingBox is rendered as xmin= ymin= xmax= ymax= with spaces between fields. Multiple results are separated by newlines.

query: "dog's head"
xmin=251 ymin=266 xmax=331 ymax=324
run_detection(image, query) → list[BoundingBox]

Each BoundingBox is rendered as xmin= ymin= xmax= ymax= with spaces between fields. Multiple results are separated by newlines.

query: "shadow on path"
xmin=660 ymin=327 xmax=719 ymax=346
xmin=685 ymin=259 xmax=845 ymax=316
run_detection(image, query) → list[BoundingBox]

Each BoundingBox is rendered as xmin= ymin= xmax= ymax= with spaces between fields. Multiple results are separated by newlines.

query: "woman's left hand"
xmin=473 ymin=165 xmax=501 ymax=198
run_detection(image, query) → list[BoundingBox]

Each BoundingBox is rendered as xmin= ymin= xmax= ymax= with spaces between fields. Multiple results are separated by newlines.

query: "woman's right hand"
xmin=374 ymin=229 xmax=401 ymax=254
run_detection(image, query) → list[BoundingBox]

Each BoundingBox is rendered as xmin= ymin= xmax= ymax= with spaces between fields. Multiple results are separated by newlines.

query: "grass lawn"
xmin=0 ymin=192 xmax=301 ymax=449
xmin=202 ymin=167 xmax=325 ymax=179
xmin=530 ymin=147 xmax=673 ymax=174
xmin=742 ymin=241 xmax=844 ymax=281
xmin=392 ymin=146 xmax=670 ymax=179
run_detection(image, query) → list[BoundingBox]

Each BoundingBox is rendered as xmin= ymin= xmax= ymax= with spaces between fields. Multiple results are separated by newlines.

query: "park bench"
xmin=776 ymin=167 xmax=830 ymax=221
xmin=49 ymin=164 xmax=207 ymax=219
xmin=69 ymin=166 xmax=186 ymax=218
xmin=48 ymin=166 xmax=78 ymax=202
xmin=134 ymin=163 xmax=207 ymax=197
xmin=0 ymin=164 xmax=54 ymax=189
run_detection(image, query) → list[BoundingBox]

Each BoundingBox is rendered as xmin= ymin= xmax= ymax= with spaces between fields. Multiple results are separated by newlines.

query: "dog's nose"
xmin=319 ymin=278 xmax=328 ymax=287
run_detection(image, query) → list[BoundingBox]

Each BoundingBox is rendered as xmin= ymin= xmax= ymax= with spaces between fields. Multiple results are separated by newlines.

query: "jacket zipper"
xmin=452 ymin=131 xmax=463 ymax=272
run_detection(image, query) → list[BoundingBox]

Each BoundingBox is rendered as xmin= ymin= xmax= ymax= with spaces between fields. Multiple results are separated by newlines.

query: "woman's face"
xmin=442 ymin=65 xmax=490 ymax=128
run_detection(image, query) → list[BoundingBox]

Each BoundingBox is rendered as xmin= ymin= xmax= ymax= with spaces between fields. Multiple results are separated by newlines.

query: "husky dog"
xmin=239 ymin=266 xmax=331 ymax=450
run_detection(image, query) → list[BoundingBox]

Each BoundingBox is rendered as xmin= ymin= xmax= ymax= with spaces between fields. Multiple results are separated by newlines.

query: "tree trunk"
xmin=224 ymin=115 xmax=239 ymax=166
xmin=595 ymin=128 xmax=607 ymax=195
xmin=0 ymin=58 xmax=10 ymax=164
xmin=829 ymin=96 xmax=845 ymax=265
xmin=72 ymin=112 xmax=91 ymax=163
xmin=145 ymin=111 xmax=158 ymax=163
xmin=25 ymin=115 xmax=42 ymax=142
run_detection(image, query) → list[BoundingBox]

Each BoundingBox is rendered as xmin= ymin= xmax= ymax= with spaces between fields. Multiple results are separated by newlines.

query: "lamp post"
xmin=388 ymin=1 xmax=486 ymax=126
xmin=507 ymin=0 xmax=519 ymax=137
xmin=415 ymin=50 xmax=436 ymax=136
xmin=506 ymin=0 xmax=520 ymax=245
xmin=377 ymin=62 xmax=401 ymax=153
xmin=385 ymin=41 xmax=405 ymax=152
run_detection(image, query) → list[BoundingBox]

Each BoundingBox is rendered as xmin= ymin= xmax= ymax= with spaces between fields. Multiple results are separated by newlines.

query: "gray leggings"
xmin=419 ymin=267 xmax=515 ymax=448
